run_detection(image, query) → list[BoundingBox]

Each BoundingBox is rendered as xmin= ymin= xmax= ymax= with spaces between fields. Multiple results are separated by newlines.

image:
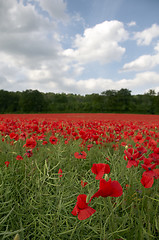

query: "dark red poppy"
xmin=49 ymin=136 xmax=58 ymax=145
xmin=91 ymin=163 xmax=110 ymax=180
xmin=74 ymin=151 xmax=87 ymax=159
xmin=90 ymin=178 xmax=123 ymax=201
xmin=71 ymin=194 xmax=96 ymax=220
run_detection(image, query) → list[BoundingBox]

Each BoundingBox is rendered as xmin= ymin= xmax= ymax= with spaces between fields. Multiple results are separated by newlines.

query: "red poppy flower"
xmin=71 ymin=194 xmax=96 ymax=220
xmin=141 ymin=175 xmax=154 ymax=188
xmin=141 ymin=163 xmax=157 ymax=178
xmin=24 ymin=137 xmax=36 ymax=149
xmin=90 ymin=178 xmax=123 ymax=201
xmin=24 ymin=149 xmax=33 ymax=158
xmin=9 ymin=132 xmax=19 ymax=141
xmin=5 ymin=161 xmax=10 ymax=167
xmin=16 ymin=155 xmax=23 ymax=160
xmin=74 ymin=151 xmax=87 ymax=159
xmin=49 ymin=136 xmax=58 ymax=145
xmin=87 ymin=144 xmax=93 ymax=151
xmin=81 ymin=180 xmax=88 ymax=187
xmin=133 ymin=133 xmax=144 ymax=143
xmin=42 ymin=141 xmax=48 ymax=145
xmin=58 ymin=169 xmax=63 ymax=177
xmin=124 ymin=148 xmax=140 ymax=168
xmin=91 ymin=163 xmax=110 ymax=180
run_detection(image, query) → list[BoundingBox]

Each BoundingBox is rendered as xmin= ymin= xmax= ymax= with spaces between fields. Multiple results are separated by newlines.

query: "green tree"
xmin=19 ymin=89 xmax=45 ymax=113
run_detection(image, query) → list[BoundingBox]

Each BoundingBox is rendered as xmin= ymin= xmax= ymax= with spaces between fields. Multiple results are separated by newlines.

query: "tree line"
xmin=0 ymin=88 xmax=159 ymax=114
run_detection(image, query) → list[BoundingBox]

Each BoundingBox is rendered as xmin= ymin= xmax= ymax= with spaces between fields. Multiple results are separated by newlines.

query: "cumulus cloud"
xmin=121 ymin=43 xmax=159 ymax=72
xmin=134 ymin=24 xmax=159 ymax=45
xmin=38 ymin=0 xmax=69 ymax=22
xmin=0 ymin=0 xmax=158 ymax=95
xmin=63 ymin=20 xmax=129 ymax=64
xmin=0 ymin=0 xmax=71 ymax=91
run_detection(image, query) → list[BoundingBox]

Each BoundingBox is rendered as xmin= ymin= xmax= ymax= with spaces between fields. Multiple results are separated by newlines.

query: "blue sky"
xmin=0 ymin=0 xmax=159 ymax=95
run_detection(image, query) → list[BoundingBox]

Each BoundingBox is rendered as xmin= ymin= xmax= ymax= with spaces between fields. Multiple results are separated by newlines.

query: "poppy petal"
xmin=78 ymin=206 xmax=96 ymax=220
xmin=141 ymin=175 xmax=154 ymax=188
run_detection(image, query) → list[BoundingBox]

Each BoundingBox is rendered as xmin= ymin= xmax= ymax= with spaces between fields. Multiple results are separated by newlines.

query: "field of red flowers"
xmin=0 ymin=113 xmax=159 ymax=240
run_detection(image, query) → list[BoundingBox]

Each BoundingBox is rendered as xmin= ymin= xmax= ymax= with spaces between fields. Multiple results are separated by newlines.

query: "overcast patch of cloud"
xmin=37 ymin=0 xmax=69 ymax=22
xmin=63 ymin=20 xmax=129 ymax=64
xmin=134 ymin=24 xmax=159 ymax=45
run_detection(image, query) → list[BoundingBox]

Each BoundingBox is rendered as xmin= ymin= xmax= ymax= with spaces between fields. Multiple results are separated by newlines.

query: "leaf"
xmin=13 ymin=234 xmax=20 ymax=240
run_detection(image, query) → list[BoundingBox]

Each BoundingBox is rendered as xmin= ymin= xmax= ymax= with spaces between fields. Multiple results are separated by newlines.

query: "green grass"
xmin=0 ymin=135 xmax=159 ymax=240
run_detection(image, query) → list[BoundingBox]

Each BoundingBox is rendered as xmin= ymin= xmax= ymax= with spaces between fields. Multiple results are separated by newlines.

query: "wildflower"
xmin=71 ymin=194 xmax=96 ymax=220
xmin=9 ymin=132 xmax=19 ymax=141
xmin=91 ymin=163 xmax=110 ymax=180
xmin=24 ymin=137 xmax=36 ymax=149
xmin=49 ymin=136 xmax=58 ymax=145
xmin=81 ymin=180 xmax=88 ymax=187
xmin=141 ymin=163 xmax=157 ymax=178
xmin=24 ymin=149 xmax=33 ymax=158
xmin=90 ymin=178 xmax=123 ymax=201
xmin=5 ymin=161 xmax=10 ymax=167
xmin=87 ymin=144 xmax=93 ymax=151
xmin=42 ymin=141 xmax=48 ymax=145
xmin=58 ymin=169 xmax=63 ymax=177
xmin=74 ymin=151 xmax=87 ymax=159
xmin=124 ymin=148 xmax=140 ymax=168
xmin=141 ymin=175 xmax=154 ymax=188
xmin=16 ymin=155 xmax=23 ymax=160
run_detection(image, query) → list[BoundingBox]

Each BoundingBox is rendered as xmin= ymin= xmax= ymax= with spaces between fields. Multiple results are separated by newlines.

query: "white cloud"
xmin=134 ymin=24 xmax=159 ymax=45
xmin=0 ymin=1 xmax=158 ymax=96
xmin=121 ymin=43 xmax=159 ymax=72
xmin=0 ymin=0 xmax=71 ymax=91
xmin=127 ymin=21 xmax=136 ymax=27
xmin=63 ymin=20 xmax=129 ymax=64
xmin=38 ymin=0 xmax=68 ymax=22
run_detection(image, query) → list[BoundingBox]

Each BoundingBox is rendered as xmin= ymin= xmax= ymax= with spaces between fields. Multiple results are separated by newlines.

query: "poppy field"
xmin=0 ymin=113 xmax=159 ymax=240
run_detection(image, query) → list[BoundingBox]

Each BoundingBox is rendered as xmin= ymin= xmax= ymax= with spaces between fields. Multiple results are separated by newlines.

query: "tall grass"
xmin=0 ymin=132 xmax=159 ymax=239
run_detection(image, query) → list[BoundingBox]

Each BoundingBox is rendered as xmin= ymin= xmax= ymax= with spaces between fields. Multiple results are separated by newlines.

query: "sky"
xmin=0 ymin=0 xmax=159 ymax=95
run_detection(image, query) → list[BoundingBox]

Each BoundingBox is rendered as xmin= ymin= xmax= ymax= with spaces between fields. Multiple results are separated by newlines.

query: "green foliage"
xmin=0 ymin=134 xmax=158 ymax=239
xmin=0 ymin=88 xmax=159 ymax=114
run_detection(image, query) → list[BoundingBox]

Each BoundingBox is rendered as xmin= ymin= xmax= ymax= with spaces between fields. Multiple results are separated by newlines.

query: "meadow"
xmin=0 ymin=113 xmax=159 ymax=240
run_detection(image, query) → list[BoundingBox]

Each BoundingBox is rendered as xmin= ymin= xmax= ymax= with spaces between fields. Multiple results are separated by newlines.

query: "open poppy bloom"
xmin=141 ymin=163 xmax=157 ymax=178
xmin=74 ymin=151 xmax=87 ymax=159
xmin=71 ymin=194 xmax=96 ymax=220
xmin=24 ymin=137 xmax=36 ymax=149
xmin=124 ymin=148 xmax=140 ymax=168
xmin=90 ymin=178 xmax=123 ymax=201
xmin=49 ymin=136 xmax=58 ymax=145
xmin=91 ymin=163 xmax=110 ymax=180
xmin=141 ymin=175 xmax=154 ymax=188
